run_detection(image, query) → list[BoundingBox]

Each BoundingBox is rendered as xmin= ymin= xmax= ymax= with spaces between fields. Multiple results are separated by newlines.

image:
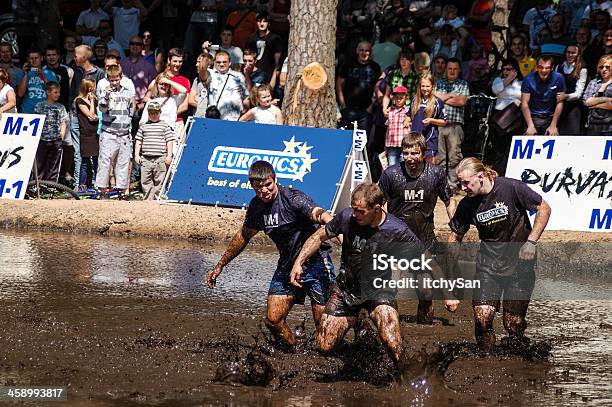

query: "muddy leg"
xmin=473 ymin=305 xmax=496 ymax=351
xmin=311 ymin=302 xmax=325 ymax=330
xmin=316 ymin=314 xmax=354 ymax=353
xmin=265 ymin=295 xmax=296 ymax=347
xmin=502 ymin=300 xmax=529 ymax=338
xmin=415 ymin=272 xmax=434 ymax=324
xmin=370 ymin=305 xmax=403 ymax=363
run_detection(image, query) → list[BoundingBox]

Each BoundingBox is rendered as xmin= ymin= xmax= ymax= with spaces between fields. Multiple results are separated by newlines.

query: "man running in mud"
xmin=447 ymin=157 xmax=551 ymax=351
xmin=290 ymin=182 xmax=458 ymax=365
xmin=378 ymin=132 xmax=456 ymax=324
xmin=206 ymin=161 xmax=335 ymax=349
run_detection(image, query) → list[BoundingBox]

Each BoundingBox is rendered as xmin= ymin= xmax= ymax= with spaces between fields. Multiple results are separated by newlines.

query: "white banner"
xmin=0 ymin=114 xmax=45 ymax=200
xmin=505 ymin=136 xmax=612 ymax=232
xmin=352 ymin=159 xmax=368 ymax=183
xmin=352 ymin=128 xmax=367 ymax=152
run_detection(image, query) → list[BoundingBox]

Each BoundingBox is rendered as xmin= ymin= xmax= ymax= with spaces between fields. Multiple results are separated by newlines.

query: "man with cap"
xmin=134 ymin=100 xmax=175 ymax=200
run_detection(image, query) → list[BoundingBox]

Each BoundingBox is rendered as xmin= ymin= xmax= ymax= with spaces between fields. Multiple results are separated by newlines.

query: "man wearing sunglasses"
xmin=208 ymin=50 xmax=249 ymax=121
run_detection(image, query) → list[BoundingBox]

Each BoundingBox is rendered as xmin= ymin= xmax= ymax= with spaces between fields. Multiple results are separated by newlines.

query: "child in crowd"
xmin=75 ymin=77 xmax=99 ymax=190
xmin=239 ymin=83 xmax=282 ymax=124
xmin=134 ymin=101 xmax=174 ymax=200
xmin=408 ymin=73 xmax=447 ymax=163
xmin=433 ymin=4 xmax=465 ymax=30
xmin=33 ymin=81 xmax=68 ymax=182
xmin=385 ymin=86 xmax=411 ymax=166
xmin=95 ymin=65 xmax=135 ymax=197
xmin=140 ymin=73 xmax=187 ymax=129
xmin=464 ymin=44 xmax=490 ymax=83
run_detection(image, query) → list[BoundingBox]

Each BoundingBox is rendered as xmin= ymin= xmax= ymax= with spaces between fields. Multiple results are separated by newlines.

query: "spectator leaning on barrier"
xmin=521 ymin=54 xmax=566 ymax=136
xmin=583 ymin=54 xmax=612 ymax=137
xmin=189 ymin=53 xmax=212 ymax=118
xmin=18 ymin=49 xmax=58 ymax=114
xmin=0 ymin=43 xmax=22 ymax=89
xmin=208 ymin=50 xmax=250 ymax=121
xmin=134 ymin=100 xmax=174 ymax=200
xmin=95 ymin=65 xmax=136 ymax=197
xmin=435 ymin=58 xmax=469 ymax=194
xmin=34 ymin=81 xmax=68 ymax=182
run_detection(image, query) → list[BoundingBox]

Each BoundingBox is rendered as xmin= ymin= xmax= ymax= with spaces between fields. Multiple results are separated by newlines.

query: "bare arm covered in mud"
xmin=290 ymin=228 xmax=330 ymax=288
xmin=206 ymin=226 xmax=259 ymax=288
xmin=519 ymin=199 xmax=551 ymax=260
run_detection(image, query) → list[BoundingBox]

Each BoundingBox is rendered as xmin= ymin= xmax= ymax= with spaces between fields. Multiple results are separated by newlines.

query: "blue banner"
xmin=167 ymin=118 xmax=353 ymax=208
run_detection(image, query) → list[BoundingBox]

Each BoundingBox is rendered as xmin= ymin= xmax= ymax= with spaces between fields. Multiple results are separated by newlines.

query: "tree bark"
xmin=282 ymin=0 xmax=338 ymax=128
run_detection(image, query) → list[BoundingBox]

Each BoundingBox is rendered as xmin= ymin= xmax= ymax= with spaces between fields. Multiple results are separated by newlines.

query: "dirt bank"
xmin=1 ymin=200 xmax=609 ymax=243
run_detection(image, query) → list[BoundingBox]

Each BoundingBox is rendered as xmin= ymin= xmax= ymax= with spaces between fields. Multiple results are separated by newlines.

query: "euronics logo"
xmin=207 ymin=136 xmax=318 ymax=181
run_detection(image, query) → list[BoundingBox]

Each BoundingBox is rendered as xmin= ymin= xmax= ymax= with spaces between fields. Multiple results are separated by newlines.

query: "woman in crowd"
xmin=408 ymin=73 xmax=447 ymax=163
xmin=0 ymin=68 xmax=17 ymax=114
xmin=490 ymin=58 xmax=524 ymax=174
xmin=583 ymin=55 xmax=612 ymax=137
xmin=74 ymin=78 xmax=99 ymax=191
xmin=63 ymin=36 xmax=78 ymax=68
xmin=140 ymin=73 xmax=187 ymax=129
xmin=142 ymin=30 xmax=164 ymax=73
xmin=188 ymin=53 xmax=212 ymax=118
xmin=556 ymin=44 xmax=588 ymax=135
xmin=92 ymin=40 xmax=108 ymax=69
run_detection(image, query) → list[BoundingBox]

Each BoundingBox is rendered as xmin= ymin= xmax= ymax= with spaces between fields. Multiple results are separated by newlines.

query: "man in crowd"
xmin=539 ymin=14 xmax=571 ymax=65
xmin=378 ymin=133 xmax=456 ymax=324
xmin=95 ymin=65 xmax=136 ymax=198
xmin=245 ymin=11 xmax=283 ymax=88
xmin=509 ymin=34 xmax=536 ymax=78
xmin=522 ymin=0 xmax=557 ymax=53
xmin=0 ymin=43 xmax=22 ymax=88
xmin=448 ymin=157 xmax=551 ymax=351
xmin=207 ymin=50 xmax=249 ymax=121
xmin=43 ymin=45 xmax=74 ymax=111
xmin=121 ymin=35 xmax=157 ymax=105
xmin=76 ymin=0 xmax=110 ymax=46
xmin=207 ymin=161 xmax=336 ymax=350
xmin=188 ymin=53 xmax=212 ymax=118
xmin=432 ymin=54 xmax=447 ymax=82
xmin=95 ymin=19 xmax=126 ymax=59
xmin=290 ymin=183 xmax=458 ymax=366
xmin=17 ymin=49 xmax=58 ymax=114
xmin=242 ymin=48 xmax=267 ymax=92
xmin=159 ymin=48 xmax=191 ymax=134
xmin=203 ymin=26 xmax=244 ymax=69
xmin=521 ymin=55 xmax=566 ymax=136
xmin=435 ymin=58 xmax=469 ymax=194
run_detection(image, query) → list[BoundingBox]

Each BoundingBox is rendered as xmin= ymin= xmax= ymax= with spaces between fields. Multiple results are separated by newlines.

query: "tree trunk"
xmin=282 ymin=0 xmax=338 ymax=128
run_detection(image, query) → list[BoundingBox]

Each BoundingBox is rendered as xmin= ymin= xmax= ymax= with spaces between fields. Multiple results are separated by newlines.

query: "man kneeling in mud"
xmin=448 ymin=158 xmax=551 ymax=351
xmin=206 ymin=161 xmax=335 ymax=350
xmin=290 ymin=183 xmax=458 ymax=365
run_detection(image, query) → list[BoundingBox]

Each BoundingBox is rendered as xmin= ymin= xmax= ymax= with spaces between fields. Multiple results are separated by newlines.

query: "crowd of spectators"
xmin=0 ymin=0 xmax=610 ymax=198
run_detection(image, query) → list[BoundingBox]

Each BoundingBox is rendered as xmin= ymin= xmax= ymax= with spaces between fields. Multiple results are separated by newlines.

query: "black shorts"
xmin=473 ymin=259 xmax=536 ymax=315
xmin=324 ymin=285 xmax=398 ymax=318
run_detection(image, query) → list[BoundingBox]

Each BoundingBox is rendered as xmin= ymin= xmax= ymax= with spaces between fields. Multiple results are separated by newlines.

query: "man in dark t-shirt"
xmin=379 ymin=132 xmax=457 ymax=324
xmin=206 ymin=161 xmax=335 ymax=349
xmin=244 ymin=12 xmax=283 ymax=87
xmin=448 ymin=157 xmax=551 ymax=352
xmin=291 ymin=183 xmax=458 ymax=366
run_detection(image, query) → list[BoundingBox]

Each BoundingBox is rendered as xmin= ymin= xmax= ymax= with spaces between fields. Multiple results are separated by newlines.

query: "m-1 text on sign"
xmin=0 ymin=114 xmax=45 ymax=200
xmin=505 ymin=136 xmax=612 ymax=231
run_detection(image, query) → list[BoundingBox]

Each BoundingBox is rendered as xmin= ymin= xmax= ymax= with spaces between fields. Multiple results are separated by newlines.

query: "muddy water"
xmin=0 ymin=230 xmax=610 ymax=406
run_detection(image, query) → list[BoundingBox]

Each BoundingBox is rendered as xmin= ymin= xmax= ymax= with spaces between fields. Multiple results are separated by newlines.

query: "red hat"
xmin=392 ymin=86 xmax=408 ymax=94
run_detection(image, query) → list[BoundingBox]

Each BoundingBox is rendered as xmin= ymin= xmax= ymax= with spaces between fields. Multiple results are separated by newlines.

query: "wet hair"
xmin=351 ymin=182 xmax=386 ymax=208
xmin=167 ymin=48 xmax=183 ymax=60
xmin=457 ymin=157 xmax=497 ymax=180
xmin=501 ymin=58 xmax=523 ymax=80
xmin=537 ymin=54 xmax=554 ymax=65
xmin=205 ymin=105 xmax=221 ymax=119
xmin=0 ymin=68 xmax=8 ymax=83
xmin=401 ymin=132 xmax=426 ymax=154
xmin=45 ymin=81 xmax=60 ymax=92
xmin=249 ymin=160 xmax=276 ymax=182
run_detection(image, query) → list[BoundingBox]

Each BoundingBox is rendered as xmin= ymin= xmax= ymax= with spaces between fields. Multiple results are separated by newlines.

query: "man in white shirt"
xmin=76 ymin=0 xmax=110 ymax=46
xmin=522 ymin=0 xmax=557 ymax=52
xmin=203 ymin=26 xmax=244 ymax=69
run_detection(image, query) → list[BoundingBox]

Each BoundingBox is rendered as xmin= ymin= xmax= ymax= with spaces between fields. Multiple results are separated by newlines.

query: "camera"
xmin=210 ymin=45 xmax=220 ymax=51
xmin=30 ymin=67 xmax=39 ymax=72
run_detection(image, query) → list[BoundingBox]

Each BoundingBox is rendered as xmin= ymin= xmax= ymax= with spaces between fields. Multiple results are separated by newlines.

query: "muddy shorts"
xmin=473 ymin=259 xmax=536 ymax=315
xmin=324 ymin=285 xmax=398 ymax=318
xmin=268 ymin=254 xmax=335 ymax=305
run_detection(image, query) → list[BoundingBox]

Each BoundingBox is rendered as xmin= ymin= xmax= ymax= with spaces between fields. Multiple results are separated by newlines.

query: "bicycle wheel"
xmin=26 ymin=180 xmax=80 ymax=200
